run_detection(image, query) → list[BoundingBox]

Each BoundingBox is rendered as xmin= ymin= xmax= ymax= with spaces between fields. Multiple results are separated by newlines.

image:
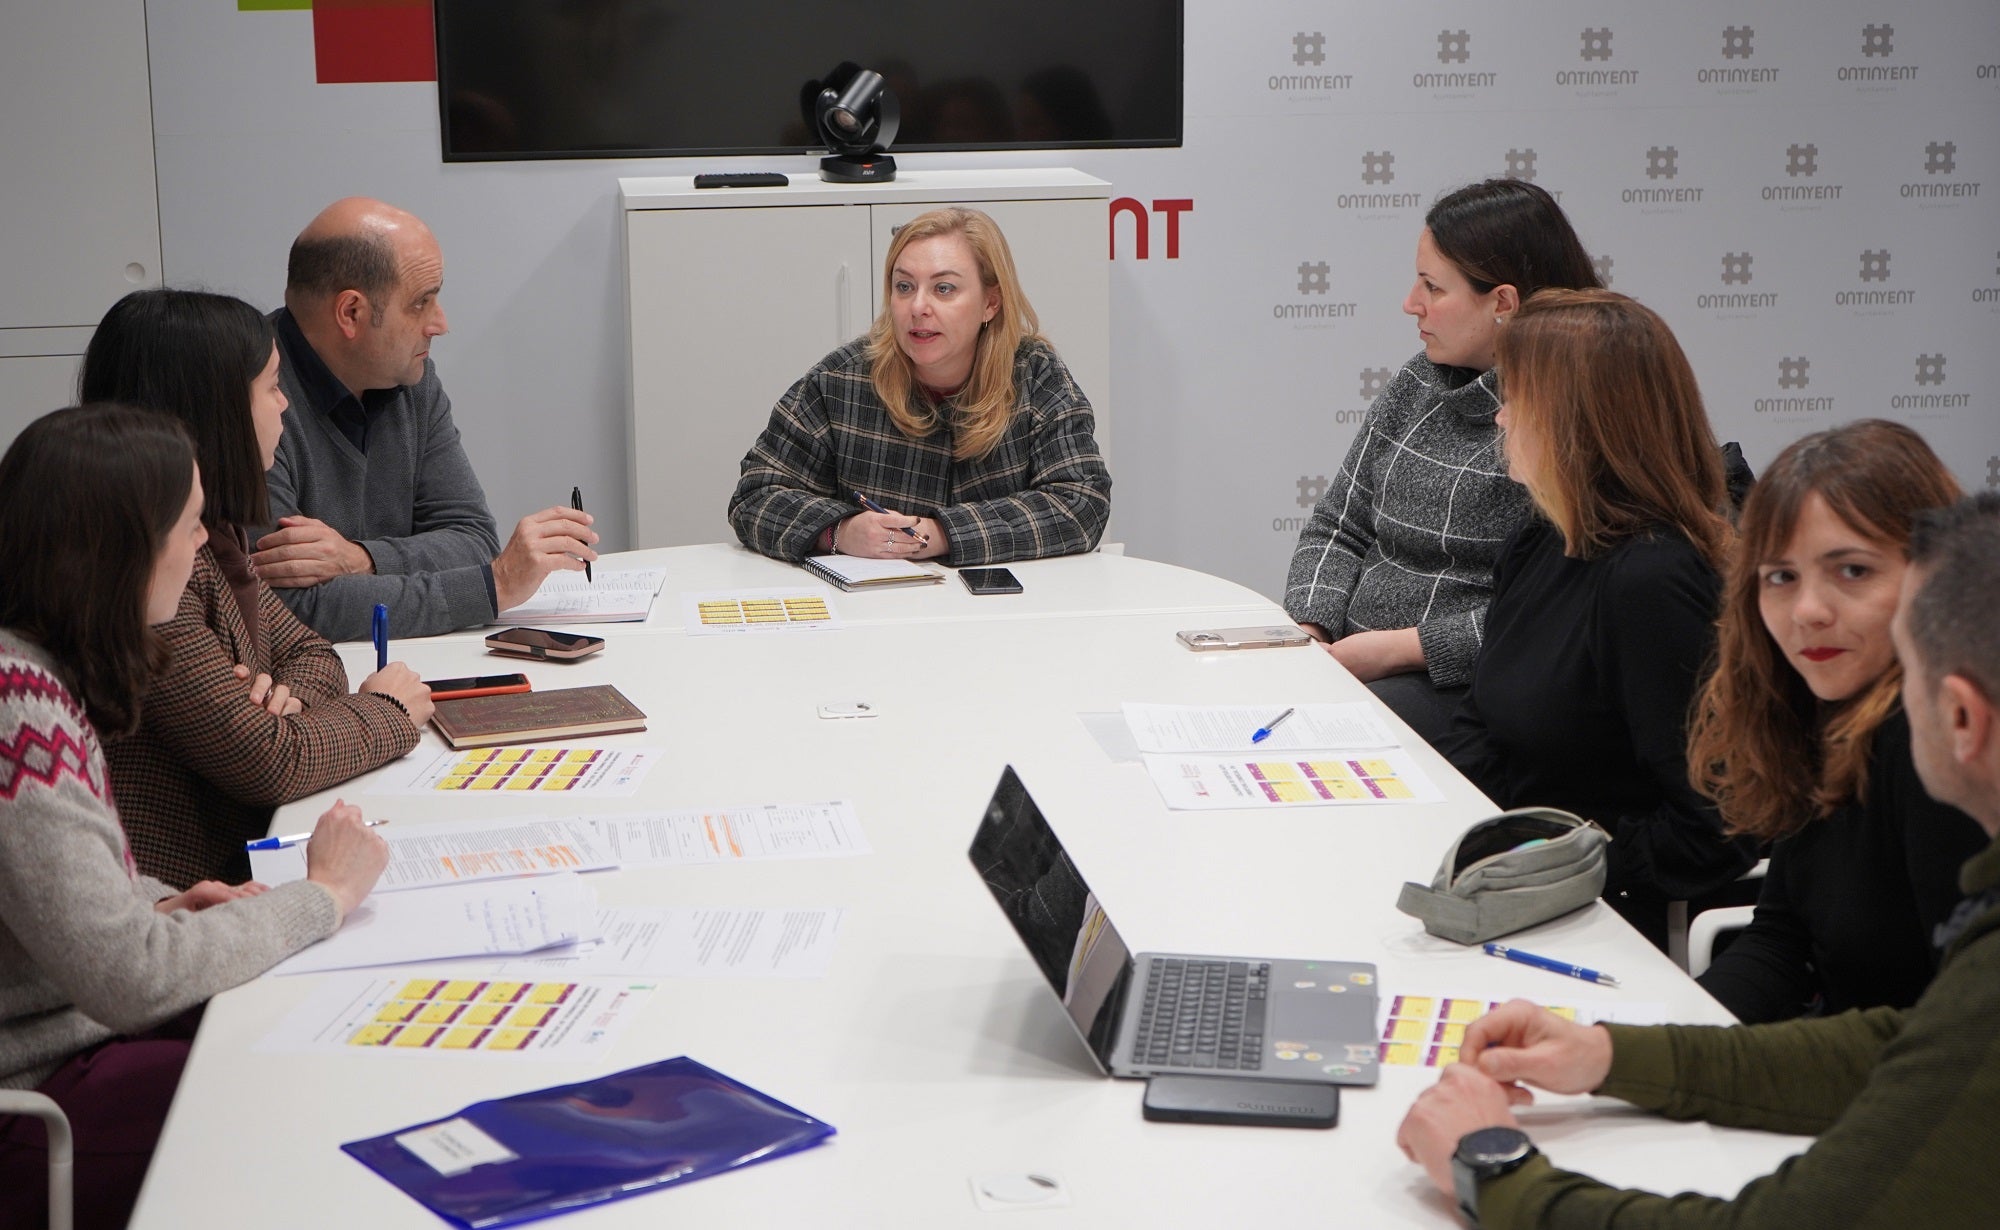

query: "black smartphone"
xmin=1141 ymin=1077 xmax=1339 ymax=1129
xmin=484 ymin=627 xmax=606 ymax=661
xmin=422 ymin=673 xmax=532 ymax=701
xmin=960 ymin=567 xmax=1023 ymax=595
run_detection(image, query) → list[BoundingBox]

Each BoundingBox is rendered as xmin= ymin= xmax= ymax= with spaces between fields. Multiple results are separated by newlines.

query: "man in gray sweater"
xmin=252 ymin=198 xmax=597 ymax=641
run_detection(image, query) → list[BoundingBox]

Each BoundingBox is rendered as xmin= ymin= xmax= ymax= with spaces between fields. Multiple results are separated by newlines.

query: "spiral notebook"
xmin=798 ymin=555 xmax=945 ymax=591
xmin=343 ymin=1056 xmax=834 ymax=1227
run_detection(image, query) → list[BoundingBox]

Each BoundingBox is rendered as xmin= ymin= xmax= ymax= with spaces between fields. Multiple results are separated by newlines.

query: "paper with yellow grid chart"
xmin=375 ymin=745 xmax=663 ymax=796
xmin=1375 ymin=993 xmax=1668 ymax=1069
xmin=1140 ymin=748 xmax=1443 ymax=809
xmin=256 ymin=970 xmax=653 ymax=1059
xmin=683 ymin=588 xmax=841 ymax=634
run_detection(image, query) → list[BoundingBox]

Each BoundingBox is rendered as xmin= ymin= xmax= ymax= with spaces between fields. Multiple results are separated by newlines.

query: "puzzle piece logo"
xmin=1777 ymin=357 xmax=1810 ymax=389
xmin=1646 ymin=146 xmax=1679 ymax=181
xmin=1862 ymin=23 xmax=1893 ymax=57
xmin=1297 ymin=261 xmax=1331 ymax=296
xmin=1359 ymin=367 xmax=1393 ymax=400
xmin=1297 ymin=475 xmax=1329 ymax=509
xmin=1361 ymin=150 xmax=1396 ymax=185
xmin=1859 ymin=250 xmax=1891 ymax=282
xmin=1925 ymin=141 xmax=1956 ymax=176
xmin=1722 ymin=26 xmax=1754 ymax=59
xmin=1914 ymin=354 xmax=1946 ymax=387
xmin=1720 ymin=253 xmax=1753 ymax=285
xmin=1437 ymin=29 xmax=1471 ymax=64
xmin=1504 ymin=149 xmax=1538 ymax=181
xmin=1592 ymin=254 xmax=1615 ymax=286
xmin=1293 ymin=31 xmax=1327 ymax=67
xmin=1579 ymin=28 xmax=1613 ymax=61
xmin=1786 ymin=143 xmax=1818 ymax=178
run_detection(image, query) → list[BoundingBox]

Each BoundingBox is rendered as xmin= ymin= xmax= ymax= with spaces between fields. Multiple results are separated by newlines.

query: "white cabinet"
xmin=621 ymin=169 xmax=1111 ymax=549
xmin=0 ymin=0 xmax=162 ymax=448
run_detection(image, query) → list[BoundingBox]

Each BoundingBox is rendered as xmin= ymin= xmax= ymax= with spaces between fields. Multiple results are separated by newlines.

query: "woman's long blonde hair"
xmin=866 ymin=207 xmax=1039 ymax=462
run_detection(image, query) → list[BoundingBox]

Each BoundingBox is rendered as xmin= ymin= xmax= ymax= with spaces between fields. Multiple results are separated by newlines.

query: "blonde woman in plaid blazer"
xmin=80 ymin=289 xmax=434 ymax=888
xmin=730 ymin=207 xmax=1111 ymax=566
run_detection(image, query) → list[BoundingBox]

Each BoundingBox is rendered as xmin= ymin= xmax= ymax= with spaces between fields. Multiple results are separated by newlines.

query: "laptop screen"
xmin=968 ymin=767 xmax=1133 ymax=1073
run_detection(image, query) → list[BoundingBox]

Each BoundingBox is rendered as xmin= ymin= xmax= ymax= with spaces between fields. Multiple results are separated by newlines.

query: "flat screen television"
xmin=435 ymin=0 xmax=1183 ymax=162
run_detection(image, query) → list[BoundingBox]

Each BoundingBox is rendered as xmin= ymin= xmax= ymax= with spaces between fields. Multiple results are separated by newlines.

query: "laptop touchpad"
xmin=1272 ymin=993 xmax=1369 ymax=1041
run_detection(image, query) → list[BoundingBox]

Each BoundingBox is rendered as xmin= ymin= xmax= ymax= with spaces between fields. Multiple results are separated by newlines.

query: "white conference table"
xmin=133 ymin=547 xmax=1808 ymax=1227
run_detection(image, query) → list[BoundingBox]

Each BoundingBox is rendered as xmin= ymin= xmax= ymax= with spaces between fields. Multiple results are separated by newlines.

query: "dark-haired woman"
xmin=1437 ymin=290 xmax=1756 ymax=948
xmin=81 ymin=288 xmax=431 ymax=888
xmin=1284 ymin=179 xmax=1602 ymax=744
xmin=0 ymin=404 xmax=387 ymax=1230
xmin=1690 ymin=421 xmax=1985 ymax=1022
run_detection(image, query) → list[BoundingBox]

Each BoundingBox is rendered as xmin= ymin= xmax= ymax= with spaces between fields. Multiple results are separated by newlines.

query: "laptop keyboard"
xmin=1134 ymin=958 xmax=1268 ymax=1070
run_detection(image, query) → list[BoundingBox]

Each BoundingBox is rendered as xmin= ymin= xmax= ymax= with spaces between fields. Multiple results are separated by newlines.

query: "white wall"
xmin=143 ymin=0 xmax=2000 ymax=597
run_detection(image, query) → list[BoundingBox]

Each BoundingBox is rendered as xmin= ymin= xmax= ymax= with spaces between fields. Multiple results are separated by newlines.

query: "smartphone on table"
xmin=484 ymin=627 xmax=606 ymax=661
xmin=422 ymin=673 xmax=532 ymax=701
xmin=960 ymin=567 xmax=1023 ymax=595
xmin=1175 ymin=625 xmax=1313 ymax=651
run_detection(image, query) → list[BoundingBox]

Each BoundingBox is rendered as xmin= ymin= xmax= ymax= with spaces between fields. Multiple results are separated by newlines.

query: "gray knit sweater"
xmin=265 ymin=309 xmax=503 ymax=642
xmin=1283 ymin=353 xmax=1531 ymax=688
xmin=0 ymin=630 xmax=338 ymax=1090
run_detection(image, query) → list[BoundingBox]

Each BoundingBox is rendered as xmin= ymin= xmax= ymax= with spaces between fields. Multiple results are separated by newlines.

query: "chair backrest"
xmin=0 ymin=1090 xmax=72 ymax=1230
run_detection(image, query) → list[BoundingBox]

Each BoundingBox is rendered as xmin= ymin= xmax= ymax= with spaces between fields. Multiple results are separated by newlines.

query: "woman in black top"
xmin=1438 ymin=290 xmax=1754 ymax=948
xmin=1689 ymin=420 xmax=1984 ymax=1021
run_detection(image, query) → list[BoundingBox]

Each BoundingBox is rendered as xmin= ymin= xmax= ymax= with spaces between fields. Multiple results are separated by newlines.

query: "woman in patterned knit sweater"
xmin=1284 ymin=179 xmax=1600 ymax=744
xmin=81 ymin=288 xmax=434 ymax=888
xmin=0 ymin=404 xmax=387 ymax=1230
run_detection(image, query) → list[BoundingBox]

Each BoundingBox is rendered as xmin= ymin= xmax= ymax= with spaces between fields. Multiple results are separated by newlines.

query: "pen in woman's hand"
xmin=854 ymin=491 xmax=930 ymax=543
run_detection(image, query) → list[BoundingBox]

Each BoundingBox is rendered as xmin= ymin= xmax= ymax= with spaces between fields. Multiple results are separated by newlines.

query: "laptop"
xmin=968 ymin=766 xmax=1380 ymax=1087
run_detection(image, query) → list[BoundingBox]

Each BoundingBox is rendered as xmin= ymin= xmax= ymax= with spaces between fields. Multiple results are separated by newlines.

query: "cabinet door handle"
xmin=836 ymin=263 xmax=851 ymax=343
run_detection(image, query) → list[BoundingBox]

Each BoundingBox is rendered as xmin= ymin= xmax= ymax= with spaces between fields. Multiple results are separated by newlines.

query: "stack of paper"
xmin=268 ymin=873 xmax=597 ymax=976
xmin=494 ymin=568 xmax=668 ymax=624
xmin=1119 ymin=702 xmax=1442 ymax=810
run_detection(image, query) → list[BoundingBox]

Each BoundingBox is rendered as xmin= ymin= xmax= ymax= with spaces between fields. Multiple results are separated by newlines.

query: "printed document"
xmin=249 ymin=817 xmax=619 ymax=892
xmin=266 ymin=873 xmax=595 ymax=976
xmin=1122 ymin=702 xmax=1399 ymax=753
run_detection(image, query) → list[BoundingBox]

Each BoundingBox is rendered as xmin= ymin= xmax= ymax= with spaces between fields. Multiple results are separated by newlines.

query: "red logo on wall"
xmin=1109 ymin=198 xmax=1194 ymax=260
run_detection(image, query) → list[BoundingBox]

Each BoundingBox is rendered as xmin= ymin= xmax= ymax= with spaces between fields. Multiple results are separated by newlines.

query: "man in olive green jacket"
xmin=1397 ymin=491 xmax=2000 ymax=1229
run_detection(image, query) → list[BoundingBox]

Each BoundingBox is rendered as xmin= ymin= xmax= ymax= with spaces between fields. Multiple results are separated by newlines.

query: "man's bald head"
xmin=285 ymin=198 xmax=436 ymax=324
xmin=283 ymin=198 xmax=449 ymax=394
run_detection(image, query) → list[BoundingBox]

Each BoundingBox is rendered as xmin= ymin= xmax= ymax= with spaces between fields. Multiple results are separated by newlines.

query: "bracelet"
xmin=376 ymin=692 xmax=411 ymax=719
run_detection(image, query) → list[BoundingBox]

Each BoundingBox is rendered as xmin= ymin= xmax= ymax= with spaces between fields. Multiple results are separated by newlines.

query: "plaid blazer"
xmin=727 ymin=337 xmax=1111 ymax=564
xmin=105 ymin=541 xmax=419 ymax=888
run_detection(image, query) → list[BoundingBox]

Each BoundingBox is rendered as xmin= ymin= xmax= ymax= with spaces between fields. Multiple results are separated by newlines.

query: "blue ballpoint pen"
xmin=246 ymin=819 xmax=390 ymax=851
xmin=853 ymin=490 xmax=929 ymax=543
xmin=1483 ymin=943 xmax=1621 ymax=988
xmin=371 ymin=603 xmax=389 ymax=671
xmin=1250 ymin=707 xmax=1296 ymax=744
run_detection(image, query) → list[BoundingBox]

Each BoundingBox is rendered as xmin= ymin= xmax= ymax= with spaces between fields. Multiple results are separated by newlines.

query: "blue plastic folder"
xmin=342 ymin=1057 xmax=835 ymax=1227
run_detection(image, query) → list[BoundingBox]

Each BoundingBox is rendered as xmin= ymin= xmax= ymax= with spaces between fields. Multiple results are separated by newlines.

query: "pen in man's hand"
xmin=245 ymin=819 xmax=391 ymax=850
xmin=371 ymin=603 xmax=389 ymax=672
xmin=853 ymin=491 xmax=929 ymax=543
xmin=571 ymin=486 xmax=592 ymax=583
xmin=1250 ymin=707 xmax=1296 ymax=744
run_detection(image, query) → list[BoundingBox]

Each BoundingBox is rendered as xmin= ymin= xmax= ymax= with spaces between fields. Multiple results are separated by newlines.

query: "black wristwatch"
xmin=1451 ymin=1126 xmax=1538 ymax=1227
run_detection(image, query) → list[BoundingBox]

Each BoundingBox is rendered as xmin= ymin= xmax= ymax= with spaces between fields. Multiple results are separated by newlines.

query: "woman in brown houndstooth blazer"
xmin=80 ymin=289 xmax=436 ymax=887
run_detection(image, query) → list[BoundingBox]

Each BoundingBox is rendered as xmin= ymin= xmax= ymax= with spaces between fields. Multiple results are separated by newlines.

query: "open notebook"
xmin=799 ymin=555 xmax=945 ymax=591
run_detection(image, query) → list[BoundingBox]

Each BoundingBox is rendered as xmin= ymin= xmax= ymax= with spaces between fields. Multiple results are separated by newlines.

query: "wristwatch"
xmin=1451 ymin=1126 xmax=1538 ymax=1227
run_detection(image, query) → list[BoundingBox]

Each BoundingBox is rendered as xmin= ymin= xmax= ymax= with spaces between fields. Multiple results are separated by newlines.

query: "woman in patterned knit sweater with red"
xmin=0 ymin=405 xmax=388 ymax=1229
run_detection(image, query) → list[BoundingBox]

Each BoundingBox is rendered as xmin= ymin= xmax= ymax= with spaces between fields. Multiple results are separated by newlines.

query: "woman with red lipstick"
xmin=1436 ymin=290 xmax=1756 ymax=950
xmin=1283 ymin=179 xmax=1601 ymax=746
xmin=728 ymin=207 xmax=1111 ymax=565
xmin=1690 ymin=420 xmax=1983 ymax=1022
